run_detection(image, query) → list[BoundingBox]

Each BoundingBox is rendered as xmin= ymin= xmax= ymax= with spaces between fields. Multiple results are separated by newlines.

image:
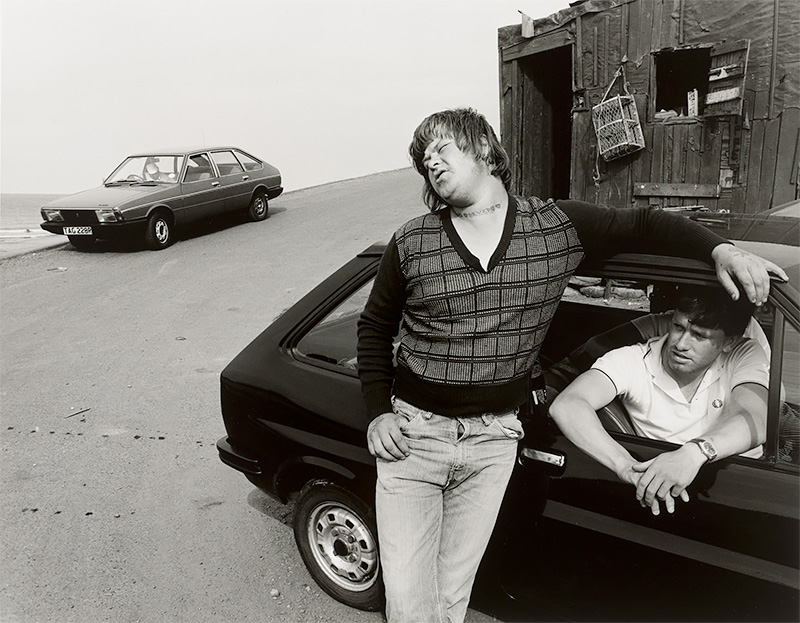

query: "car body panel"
xmin=498 ymin=424 xmax=799 ymax=620
xmin=177 ymin=174 xmax=230 ymax=225
xmin=208 ymin=149 xmax=251 ymax=212
xmin=38 ymin=184 xmax=180 ymax=211
xmin=218 ymin=222 xmax=799 ymax=620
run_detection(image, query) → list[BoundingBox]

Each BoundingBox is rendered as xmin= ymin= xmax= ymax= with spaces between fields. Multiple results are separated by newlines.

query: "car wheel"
xmin=293 ymin=480 xmax=383 ymax=612
xmin=144 ymin=211 xmax=173 ymax=250
xmin=247 ymin=192 xmax=269 ymax=221
xmin=67 ymin=235 xmax=95 ymax=250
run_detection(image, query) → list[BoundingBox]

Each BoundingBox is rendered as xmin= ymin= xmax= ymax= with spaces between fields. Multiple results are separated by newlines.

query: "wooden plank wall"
xmin=572 ymin=0 xmax=740 ymax=211
xmin=501 ymin=0 xmax=798 ymax=213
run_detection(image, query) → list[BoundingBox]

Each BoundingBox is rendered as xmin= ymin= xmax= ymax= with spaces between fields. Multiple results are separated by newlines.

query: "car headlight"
xmin=95 ymin=208 xmax=123 ymax=223
xmin=41 ymin=208 xmax=64 ymax=222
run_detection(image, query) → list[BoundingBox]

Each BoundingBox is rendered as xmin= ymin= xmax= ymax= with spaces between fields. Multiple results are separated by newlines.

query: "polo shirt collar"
xmin=643 ymin=334 xmax=726 ymax=404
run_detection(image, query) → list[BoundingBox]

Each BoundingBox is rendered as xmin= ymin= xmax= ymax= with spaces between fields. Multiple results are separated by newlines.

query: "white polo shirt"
xmin=592 ymin=335 xmax=770 ymax=458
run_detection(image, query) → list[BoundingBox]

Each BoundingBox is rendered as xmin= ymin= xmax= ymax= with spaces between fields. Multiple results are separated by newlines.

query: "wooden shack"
xmin=498 ymin=0 xmax=799 ymax=213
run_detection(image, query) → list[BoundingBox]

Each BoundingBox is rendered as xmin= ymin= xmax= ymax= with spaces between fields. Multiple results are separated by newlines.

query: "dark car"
xmin=664 ymin=199 xmax=799 ymax=247
xmin=40 ymin=147 xmax=282 ymax=250
xmin=217 ymin=228 xmax=799 ymax=620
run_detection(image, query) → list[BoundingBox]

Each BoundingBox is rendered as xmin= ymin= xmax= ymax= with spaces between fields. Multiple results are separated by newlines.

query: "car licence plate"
xmin=63 ymin=226 xmax=92 ymax=236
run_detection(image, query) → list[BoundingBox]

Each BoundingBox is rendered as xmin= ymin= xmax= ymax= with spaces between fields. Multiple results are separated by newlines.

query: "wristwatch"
xmin=688 ymin=438 xmax=717 ymax=462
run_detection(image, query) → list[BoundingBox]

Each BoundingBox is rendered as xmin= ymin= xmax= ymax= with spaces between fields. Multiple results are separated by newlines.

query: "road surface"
xmin=0 ymin=169 xmax=500 ymax=623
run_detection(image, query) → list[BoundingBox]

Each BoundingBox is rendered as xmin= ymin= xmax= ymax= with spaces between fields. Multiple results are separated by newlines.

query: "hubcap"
xmin=306 ymin=502 xmax=379 ymax=592
xmin=155 ymin=219 xmax=169 ymax=244
xmin=253 ymin=197 xmax=266 ymax=217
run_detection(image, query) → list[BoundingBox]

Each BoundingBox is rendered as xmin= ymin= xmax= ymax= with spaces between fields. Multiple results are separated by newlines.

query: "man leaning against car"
xmin=356 ymin=107 xmax=788 ymax=623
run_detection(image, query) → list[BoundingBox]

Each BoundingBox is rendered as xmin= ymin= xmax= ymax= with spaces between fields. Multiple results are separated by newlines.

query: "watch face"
xmin=699 ymin=440 xmax=717 ymax=459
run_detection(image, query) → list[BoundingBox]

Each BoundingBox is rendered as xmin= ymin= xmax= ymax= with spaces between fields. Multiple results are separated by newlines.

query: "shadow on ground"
xmin=247 ymin=486 xmax=295 ymax=527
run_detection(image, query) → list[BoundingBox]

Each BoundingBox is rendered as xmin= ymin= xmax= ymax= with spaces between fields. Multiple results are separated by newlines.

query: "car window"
xmin=546 ymin=275 xmax=785 ymax=456
xmin=778 ymin=320 xmax=800 ymax=465
xmin=234 ymin=150 xmax=263 ymax=172
xmin=105 ymin=155 xmax=182 ymax=184
xmin=210 ymin=150 xmax=244 ymax=177
xmin=184 ymin=154 xmax=214 ymax=183
xmin=295 ymin=280 xmax=375 ymax=370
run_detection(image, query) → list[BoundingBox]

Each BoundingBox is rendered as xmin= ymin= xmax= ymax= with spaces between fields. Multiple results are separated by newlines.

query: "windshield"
xmin=105 ymin=155 xmax=184 ymax=184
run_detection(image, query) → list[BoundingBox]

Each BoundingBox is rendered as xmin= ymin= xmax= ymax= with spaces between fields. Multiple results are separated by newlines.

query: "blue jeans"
xmin=376 ymin=397 xmax=523 ymax=623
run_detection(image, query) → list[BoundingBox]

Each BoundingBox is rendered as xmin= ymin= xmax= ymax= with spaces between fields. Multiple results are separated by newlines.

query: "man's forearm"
xmin=550 ymin=397 xmax=635 ymax=479
xmin=692 ymin=383 xmax=767 ymax=461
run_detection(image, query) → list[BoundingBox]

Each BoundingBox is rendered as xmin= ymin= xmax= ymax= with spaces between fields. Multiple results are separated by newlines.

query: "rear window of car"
xmin=234 ymin=150 xmax=263 ymax=172
xmin=295 ymin=280 xmax=375 ymax=371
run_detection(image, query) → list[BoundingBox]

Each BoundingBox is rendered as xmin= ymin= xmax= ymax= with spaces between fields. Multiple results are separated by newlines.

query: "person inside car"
xmin=356 ymin=107 xmax=786 ymax=623
xmin=143 ymin=158 xmax=162 ymax=181
xmin=550 ymin=285 xmax=769 ymax=516
xmin=143 ymin=157 xmax=174 ymax=182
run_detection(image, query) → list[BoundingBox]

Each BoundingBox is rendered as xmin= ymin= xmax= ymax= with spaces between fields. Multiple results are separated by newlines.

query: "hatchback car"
xmin=40 ymin=147 xmax=282 ymax=250
xmin=217 ymin=227 xmax=799 ymax=621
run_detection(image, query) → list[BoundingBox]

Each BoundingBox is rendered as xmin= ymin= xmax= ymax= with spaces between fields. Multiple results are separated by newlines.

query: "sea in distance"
xmin=1 ymin=194 xmax=66 ymax=230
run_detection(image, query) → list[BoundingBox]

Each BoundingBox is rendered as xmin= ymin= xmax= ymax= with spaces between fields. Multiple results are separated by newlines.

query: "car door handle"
xmin=242 ymin=175 xmax=249 ymax=181
xmin=212 ymin=181 xmax=220 ymax=187
xmin=521 ymin=447 xmax=566 ymax=468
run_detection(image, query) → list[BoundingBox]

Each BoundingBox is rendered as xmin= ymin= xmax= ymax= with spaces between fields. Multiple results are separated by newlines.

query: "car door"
xmin=491 ymin=274 xmax=800 ymax=622
xmin=209 ymin=149 xmax=251 ymax=213
xmin=178 ymin=152 xmax=228 ymax=224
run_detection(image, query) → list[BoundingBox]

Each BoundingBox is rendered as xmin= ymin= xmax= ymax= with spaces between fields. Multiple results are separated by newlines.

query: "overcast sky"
xmin=1 ymin=0 xmax=569 ymax=195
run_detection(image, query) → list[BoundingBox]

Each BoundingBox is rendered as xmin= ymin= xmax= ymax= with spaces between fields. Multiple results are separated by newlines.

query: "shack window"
xmin=654 ymin=48 xmax=711 ymax=118
xmin=654 ymin=40 xmax=750 ymax=120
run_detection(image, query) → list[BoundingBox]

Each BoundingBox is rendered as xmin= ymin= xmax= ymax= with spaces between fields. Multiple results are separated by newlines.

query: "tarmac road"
xmin=0 ymin=170 xmax=500 ymax=623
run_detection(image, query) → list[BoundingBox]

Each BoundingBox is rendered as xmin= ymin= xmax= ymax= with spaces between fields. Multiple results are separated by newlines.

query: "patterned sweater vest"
xmin=393 ymin=196 xmax=584 ymax=394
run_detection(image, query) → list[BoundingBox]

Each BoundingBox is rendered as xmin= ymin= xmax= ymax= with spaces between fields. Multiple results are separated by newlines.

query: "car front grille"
xmin=61 ymin=210 xmax=99 ymax=224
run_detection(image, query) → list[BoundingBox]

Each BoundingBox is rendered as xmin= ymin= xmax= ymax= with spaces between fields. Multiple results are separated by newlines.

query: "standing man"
xmin=356 ymin=108 xmax=785 ymax=623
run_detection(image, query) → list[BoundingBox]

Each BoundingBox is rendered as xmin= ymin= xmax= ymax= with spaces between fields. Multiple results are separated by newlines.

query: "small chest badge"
xmin=712 ymin=398 xmax=723 ymax=409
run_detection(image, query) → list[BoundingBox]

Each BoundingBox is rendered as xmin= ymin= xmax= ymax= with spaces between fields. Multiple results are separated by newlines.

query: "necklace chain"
xmin=454 ymin=203 xmax=502 ymax=219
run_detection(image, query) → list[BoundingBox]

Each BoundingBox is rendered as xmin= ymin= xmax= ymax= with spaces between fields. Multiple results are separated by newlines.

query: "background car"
xmin=40 ymin=147 xmax=282 ymax=250
xmin=217 ymin=225 xmax=799 ymax=621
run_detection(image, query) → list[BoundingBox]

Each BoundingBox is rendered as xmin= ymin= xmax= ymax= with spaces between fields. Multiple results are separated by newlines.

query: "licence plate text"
xmin=63 ymin=227 xmax=92 ymax=236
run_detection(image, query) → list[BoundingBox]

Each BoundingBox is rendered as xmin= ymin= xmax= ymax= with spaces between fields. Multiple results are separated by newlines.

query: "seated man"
xmin=549 ymin=285 xmax=769 ymax=516
xmin=143 ymin=157 xmax=162 ymax=181
xmin=143 ymin=157 xmax=175 ymax=182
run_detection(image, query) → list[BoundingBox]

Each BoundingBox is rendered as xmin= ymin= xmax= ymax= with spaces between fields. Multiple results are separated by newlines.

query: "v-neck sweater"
xmin=356 ymin=195 xmax=727 ymax=419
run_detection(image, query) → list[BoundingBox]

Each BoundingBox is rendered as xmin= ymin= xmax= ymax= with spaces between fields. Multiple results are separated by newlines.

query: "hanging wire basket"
xmin=592 ymin=66 xmax=645 ymax=161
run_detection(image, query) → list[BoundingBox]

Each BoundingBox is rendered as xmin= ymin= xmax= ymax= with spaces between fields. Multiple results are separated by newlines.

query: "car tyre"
xmin=144 ymin=211 xmax=173 ymax=250
xmin=247 ymin=191 xmax=269 ymax=221
xmin=293 ymin=480 xmax=384 ymax=612
xmin=67 ymin=235 xmax=95 ymax=250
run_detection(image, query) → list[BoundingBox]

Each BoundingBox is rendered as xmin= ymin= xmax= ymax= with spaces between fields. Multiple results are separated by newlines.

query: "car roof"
xmin=358 ymin=241 xmax=389 ymax=257
xmin=736 ymin=239 xmax=799 ymax=297
xmin=358 ymin=229 xmax=799 ymax=300
xmin=127 ymin=147 xmax=254 ymax=157
xmin=759 ymin=198 xmax=800 ymax=218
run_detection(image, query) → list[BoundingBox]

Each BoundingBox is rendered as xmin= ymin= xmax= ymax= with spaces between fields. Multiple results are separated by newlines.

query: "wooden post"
xmin=770 ymin=0 xmax=780 ymax=119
